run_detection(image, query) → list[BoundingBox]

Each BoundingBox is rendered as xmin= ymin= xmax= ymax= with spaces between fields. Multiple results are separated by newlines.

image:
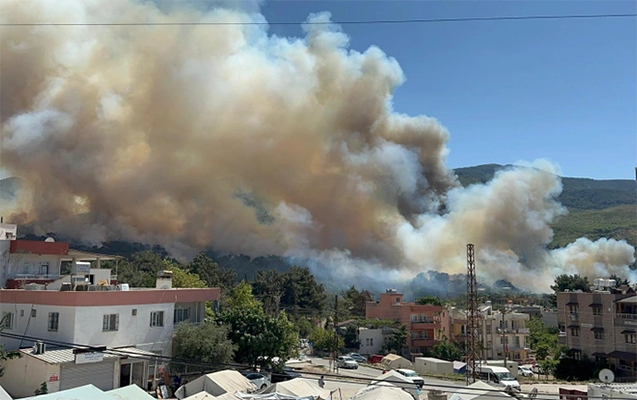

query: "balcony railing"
xmin=616 ymin=313 xmax=637 ymax=320
xmin=11 ymin=274 xmax=62 ymax=280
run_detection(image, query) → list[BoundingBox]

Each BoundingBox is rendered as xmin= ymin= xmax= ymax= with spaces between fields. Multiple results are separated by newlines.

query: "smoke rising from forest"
xmin=1 ymin=0 xmax=634 ymax=292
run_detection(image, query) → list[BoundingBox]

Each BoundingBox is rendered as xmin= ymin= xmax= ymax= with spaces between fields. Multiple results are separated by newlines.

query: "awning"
xmin=590 ymin=327 xmax=604 ymax=331
xmin=592 ymin=352 xmax=606 ymax=357
xmin=566 ymin=302 xmax=579 ymax=306
xmin=606 ymin=351 xmax=637 ymax=361
xmin=621 ymin=329 xmax=636 ymax=334
xmin=588 ymin=303 xmax=602 ymax=307
xmin=567 ymin=325 xmax=579 ymax=329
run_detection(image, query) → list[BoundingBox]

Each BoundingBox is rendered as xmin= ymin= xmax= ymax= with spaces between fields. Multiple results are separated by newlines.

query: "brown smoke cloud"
xmin=1 ymin=0 xmax=634 ymax=292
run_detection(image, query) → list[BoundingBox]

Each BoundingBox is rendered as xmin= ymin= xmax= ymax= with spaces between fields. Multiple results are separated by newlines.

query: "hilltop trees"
xmin=550 ymin=274 xmax=591 ymax=293
xmin=342 ymin=286 xmax=373 ymax=317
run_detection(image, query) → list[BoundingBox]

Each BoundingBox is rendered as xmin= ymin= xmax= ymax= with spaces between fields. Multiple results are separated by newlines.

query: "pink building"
xmin=366 ymin=289 xmax=441 ymax=357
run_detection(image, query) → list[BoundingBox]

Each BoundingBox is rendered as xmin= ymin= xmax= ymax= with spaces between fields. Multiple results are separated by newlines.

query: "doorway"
xmin=120 ymin=361 xmax=145 ymax=387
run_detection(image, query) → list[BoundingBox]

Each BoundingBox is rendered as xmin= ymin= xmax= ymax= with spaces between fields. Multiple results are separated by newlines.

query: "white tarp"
xmin=351 ymin=385 xmax=415 ymax=400
xmin=183 ymin=392 xmax=238 ymax=400
xmin=0 ymin=385 xmax=12 ymax=400
xmin=369 ymin=371 xmax=420 ymax=400
xmin=175 ymin=370 xmax=257 ymax=399
xmin=448 ymin=381 xmax=512 ymax=400
xmin=379 ymin=354 xmax=412 ymax=370
xmin=106 ymin=384 xmax=155 ymax=400
xmin=236 ymin=393 xmax=315 ymax=400
xmin=257 ymin=378 xmax=331 ymax=400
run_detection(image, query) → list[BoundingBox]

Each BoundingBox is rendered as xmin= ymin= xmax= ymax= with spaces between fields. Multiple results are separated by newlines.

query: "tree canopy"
xmin=415 ymin=296 xmax=443 ymax=306
xmin=550 ymin=274 xmax=591 ymax=293
xmin=381 ymin=324 xmax=409 ymax=355
xmin=342 ymin=286 xmax=373 ymax=317
xmin=172 ymin=323 xmax=236 ymax=372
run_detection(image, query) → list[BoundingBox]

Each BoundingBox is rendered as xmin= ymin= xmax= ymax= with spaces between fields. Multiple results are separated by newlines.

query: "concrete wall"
xmin=414 ymin=357 xmax=453 ymax=375
xmin=0 ymin=304 xmax=77 ymax=350
xmin=359 ymin=328 xmax=384 ymax=355
xmin=0 ymin=240 xmax=10 ymax=289
xmin=6 ymin=254 xmax=62 ymax=278
xmin=73 ymin=303 xmax=174 ymax=356
xmin=0 ymin=354 xmax=61 ymax=398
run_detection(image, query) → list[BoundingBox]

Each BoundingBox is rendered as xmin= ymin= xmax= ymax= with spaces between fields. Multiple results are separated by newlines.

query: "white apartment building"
xmin=0 ymin=224 xmax=220 ymax=394
xmin=480 ymin=304 xmax=531 ymax=362
xmin=358 ymin=328 xmax=385 ymax=355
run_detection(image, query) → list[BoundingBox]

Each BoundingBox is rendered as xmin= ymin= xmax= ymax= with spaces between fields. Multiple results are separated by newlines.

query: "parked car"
xmin=269 ymin=366 xmax=302 ymax=383
xmin=347 ymin=353 xmax=367 ymax=363
xmin=518 ymin=366 xmax=533 ymax=377
xmin=395 ymin=368 xmax=425 ymax=388
xmin=337 ymin=356 xmax=359 ymax=369
xmin=245 ymin=372 xmax=271 ymax=389
xmin=368 ymin=354 xmax=384 ymax=364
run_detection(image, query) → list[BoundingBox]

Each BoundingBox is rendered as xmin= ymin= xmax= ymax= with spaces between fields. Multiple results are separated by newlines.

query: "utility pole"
xmin=333 ymin=295 xmax=339 ymax=373
xmin=466 ymin=244 xmax=482 ymax=385
xmin=501 ymin=309 xmax=507 ymax=369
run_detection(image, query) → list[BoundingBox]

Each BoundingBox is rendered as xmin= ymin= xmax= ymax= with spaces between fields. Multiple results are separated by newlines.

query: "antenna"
xmin=598 ymin=368 xmax=615 ymax=385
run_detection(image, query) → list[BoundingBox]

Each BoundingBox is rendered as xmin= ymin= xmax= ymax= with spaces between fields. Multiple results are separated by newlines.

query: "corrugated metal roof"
xmin=21 ymin=348 xmax=119 ymax=364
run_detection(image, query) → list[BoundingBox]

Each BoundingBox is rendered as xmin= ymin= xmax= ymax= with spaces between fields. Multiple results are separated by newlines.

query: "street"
xmin=302 ymin=357 xmax=468 ymax=398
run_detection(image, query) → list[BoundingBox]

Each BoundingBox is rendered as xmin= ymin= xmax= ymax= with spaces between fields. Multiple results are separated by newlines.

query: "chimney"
xmin=156 ymin=270 xmax=173 ymax=289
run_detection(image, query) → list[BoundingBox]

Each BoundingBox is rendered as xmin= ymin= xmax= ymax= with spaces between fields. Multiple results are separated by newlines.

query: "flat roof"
xmin=616 ymin=295 xmax=637 ymax=304
xmin=0 ymin=287 xmax=220 ymax=306
xmin=63 ymin=249 xmax=124 ymax=261
xmin=21 ymin=347 xmax=119 ymax=365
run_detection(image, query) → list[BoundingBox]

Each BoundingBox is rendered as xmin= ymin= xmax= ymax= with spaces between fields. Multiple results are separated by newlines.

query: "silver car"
xmin=337 ymin=356 xmax=359 ymax=369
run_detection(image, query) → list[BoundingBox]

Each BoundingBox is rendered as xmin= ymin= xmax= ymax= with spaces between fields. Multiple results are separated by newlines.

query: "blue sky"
xmin=259 ymin=1 xmax=636 ymax=180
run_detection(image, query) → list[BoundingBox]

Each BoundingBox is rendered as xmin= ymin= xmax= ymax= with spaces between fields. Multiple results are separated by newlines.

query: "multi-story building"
xmin=365 ymin=289 xmax=441 ymax=357
xmin=479 ymin=303 xmax=531 ymax=363
xmin=0 ymin=224 xmax=220 ymax=393
xmin=438 ymin=306 xmax=467 ymax=346
xmin=557 ymin=282 xmax=636 ymax=379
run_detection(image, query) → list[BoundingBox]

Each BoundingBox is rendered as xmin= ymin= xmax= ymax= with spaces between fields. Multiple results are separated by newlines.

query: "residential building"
xmin=556 ymin=281 xmax=636 ymax=379
xmin=358 ymin=327 xmax=388 ymax=355
xmin=0 ymin=346 xmax=155 ymax=397
xmin=0 ymin=224 xmax=122 ymax=289
xmin=479 ymin=304 xmax=531 ymax=363
xmin=0 ymin=224 xmax=221 ymax=392
xmin=438 ymin=307 xmax=467 ymax=346
xmin=365 ymin=289 xmax=441 ymax=357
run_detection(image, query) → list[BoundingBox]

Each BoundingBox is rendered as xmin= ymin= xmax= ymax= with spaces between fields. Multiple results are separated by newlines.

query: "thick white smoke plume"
xmin=1 ymin=0 xmax=634 ymax=292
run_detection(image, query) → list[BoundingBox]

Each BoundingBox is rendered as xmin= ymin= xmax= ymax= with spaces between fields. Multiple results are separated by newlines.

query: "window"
xmin=625 ymin=333 xmax=636 ymax=344
xmin=570 ymin=326 xmax=580 ymax=337
xmin=592 ymin=305 xmax=602 ymax=316
xmin=48 ymin=312 xmax=59 ymax=332
xmin=568 ymin=304 xmax=579 ymax=313
xmin=20 ymin=310 xmax=24 ymax=317
xmin=174 ymin=308 xmax=190 ymax=324
xmin=2 ymin=312 xmax=13 ymax=329
xmin=369 ymin=338 xmax=373 ymax=346
xmin=131 ymin=309 xmax=137 ymax=316
xmin=150 ymin=311 xmax=164 ymax=327
xmin=594 ymin=330 xmax=604 ymax=340
xmin=395 ymin=297 xmax=400 ymax=304
xmin=31 ymin=309 xmax=37 ymax=318
xmin=411 ymin=314 xmax=418 ymax=322
xmin=103 ymin=314 xmax=119 ymax=332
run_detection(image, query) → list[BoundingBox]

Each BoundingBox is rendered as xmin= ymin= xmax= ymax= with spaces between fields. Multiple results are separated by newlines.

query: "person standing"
xmin=318 ymin=375 xmax=325 ymax=388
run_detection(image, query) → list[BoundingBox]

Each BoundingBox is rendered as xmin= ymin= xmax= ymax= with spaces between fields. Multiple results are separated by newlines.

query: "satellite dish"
xmin=599 ymin=368 xmax=615 ymax=384
xmin=44 ymin=237 xmax=55 ymax=242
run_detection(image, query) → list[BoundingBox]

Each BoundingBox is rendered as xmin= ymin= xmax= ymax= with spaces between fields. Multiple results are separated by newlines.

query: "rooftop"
xmin=19 ymin=346 xmax=158 ymax=365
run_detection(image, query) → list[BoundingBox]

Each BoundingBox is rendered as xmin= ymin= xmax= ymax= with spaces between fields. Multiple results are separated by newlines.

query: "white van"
xmin=477 ymin=366 xmax=520 ymax=391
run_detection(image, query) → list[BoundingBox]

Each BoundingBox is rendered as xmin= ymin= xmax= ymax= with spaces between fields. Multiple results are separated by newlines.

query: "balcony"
xmin=411 ymin=339 xmax=435 ymax=348
xmin=616 ymin=313 xmax=637 ymax=320
xmin=411 ymin=321 xmax=440 ymax=330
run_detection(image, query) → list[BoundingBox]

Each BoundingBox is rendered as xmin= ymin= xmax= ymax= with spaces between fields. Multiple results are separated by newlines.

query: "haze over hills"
xmin=454 ymin=164 xmax=637 ymax=252
xmin=3 ymin=164 xmax=635 ymax=297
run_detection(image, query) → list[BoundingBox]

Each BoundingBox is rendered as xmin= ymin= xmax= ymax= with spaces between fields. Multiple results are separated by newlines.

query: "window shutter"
xmin=115 ymin=314 xmax=119 ymax=330
xmin=103 ymin=315 xmax=108 ymax=331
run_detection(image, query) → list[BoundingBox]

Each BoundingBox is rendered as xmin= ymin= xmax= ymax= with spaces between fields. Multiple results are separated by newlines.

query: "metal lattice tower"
xmin=465 ymin=243 xmax=481 ymax=385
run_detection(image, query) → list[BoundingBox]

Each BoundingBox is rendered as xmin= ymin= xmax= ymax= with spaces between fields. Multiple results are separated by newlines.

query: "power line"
xmin=3 ymin=331 xmax=635 ymax=400
xmin=0 ymin=13 xmax=635 ymax=27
